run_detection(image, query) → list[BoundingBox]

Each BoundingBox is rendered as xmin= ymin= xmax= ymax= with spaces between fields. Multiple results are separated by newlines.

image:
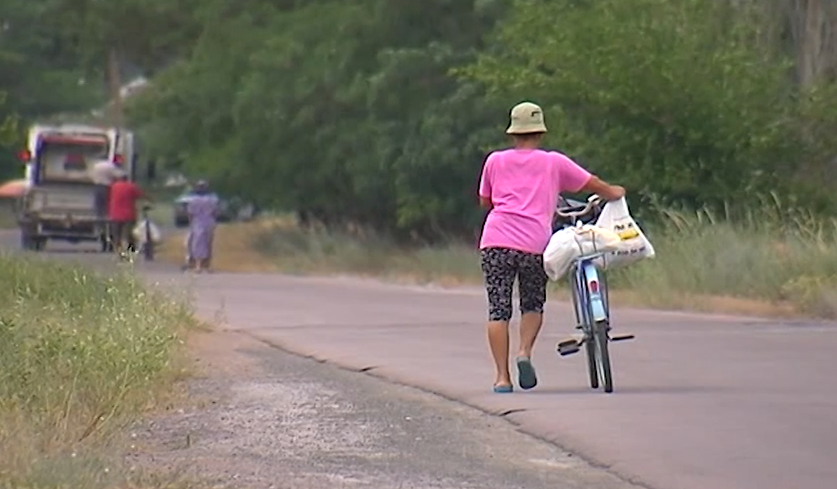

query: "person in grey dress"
xmin=185 ymin=180 xmax=220 ymax=272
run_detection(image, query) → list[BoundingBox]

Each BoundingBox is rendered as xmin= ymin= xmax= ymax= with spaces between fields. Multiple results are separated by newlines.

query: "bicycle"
xmin=138 ymin=204 xmax=155 ymax=261
xmin=552 ymin=195 xmax=635 ymax=393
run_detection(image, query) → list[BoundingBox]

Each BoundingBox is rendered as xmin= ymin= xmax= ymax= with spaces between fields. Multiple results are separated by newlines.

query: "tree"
xmin=38 ymin=0 xmax=203 ymax=125
xmin=125 ymin=0 xmax=837 ymax=237
xmin=128 ymin=0 xmax=506 ymax=240
xmin=461 ymin=0 xmax=837 ymax=211
xmin=0 ymin=0 xmax=102 ymax=118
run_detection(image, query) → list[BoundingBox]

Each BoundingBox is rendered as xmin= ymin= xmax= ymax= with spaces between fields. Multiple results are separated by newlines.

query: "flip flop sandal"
xmin=493 ymin=384 xmax=513 ymax=393
xmin=516 ymin=356 xmax=538 ymax=390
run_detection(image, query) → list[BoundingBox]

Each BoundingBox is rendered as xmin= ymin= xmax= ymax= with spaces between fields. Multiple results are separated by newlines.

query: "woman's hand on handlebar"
xmin=581 ymin=176 xmax=625 ymax=201
xmin=607 ymin=185 xmax=626 ymax=200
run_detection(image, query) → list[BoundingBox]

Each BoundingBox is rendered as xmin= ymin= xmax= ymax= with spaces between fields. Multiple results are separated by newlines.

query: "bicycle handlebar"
xmin=555 ymin=194 xmax=605 ymax=218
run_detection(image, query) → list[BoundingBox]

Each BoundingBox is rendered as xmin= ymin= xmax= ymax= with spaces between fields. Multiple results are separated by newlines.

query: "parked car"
xmin=172 ymin=190 xmax=234 ymax=228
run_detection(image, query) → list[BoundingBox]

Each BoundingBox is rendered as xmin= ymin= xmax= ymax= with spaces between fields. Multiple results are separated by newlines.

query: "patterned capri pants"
xmin=480 ymin=247 xmax=549 ymax=322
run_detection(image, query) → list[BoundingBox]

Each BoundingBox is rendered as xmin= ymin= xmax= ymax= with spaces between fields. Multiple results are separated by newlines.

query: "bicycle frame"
xmin=140 ymin=206 xmax=154 ymax=261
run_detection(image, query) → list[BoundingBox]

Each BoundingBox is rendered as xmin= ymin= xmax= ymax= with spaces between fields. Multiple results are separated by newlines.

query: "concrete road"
xmin=5 ymin=229 xmax=837 ymax=489
xmin=129 ymin=330 xmax=636 ymax=489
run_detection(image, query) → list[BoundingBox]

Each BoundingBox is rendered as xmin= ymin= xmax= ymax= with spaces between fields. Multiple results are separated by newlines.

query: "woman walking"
xmin=478 ymin=101 xmax=625 ymax=393
xmin=185 ymin=180 xmax=220 ymax=273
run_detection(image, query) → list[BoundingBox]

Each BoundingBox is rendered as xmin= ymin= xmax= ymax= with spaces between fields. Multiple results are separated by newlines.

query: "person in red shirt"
xmin=108 ymin=175 xmax=148 ymax=257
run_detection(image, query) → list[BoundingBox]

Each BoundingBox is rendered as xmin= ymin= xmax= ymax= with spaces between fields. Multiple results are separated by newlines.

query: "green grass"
xmin=246 ymin=202 xmax=837 ymax=318
xmin=608 ymin=204 xmax=837 ymax=317
xmin=0 ymin=199 xmax=18 ymax=229
xmin=0 ymin=255 xmax=196 ymax=487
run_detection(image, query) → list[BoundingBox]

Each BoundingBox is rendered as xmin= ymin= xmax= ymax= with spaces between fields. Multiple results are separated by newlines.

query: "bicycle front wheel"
xmin=143 ymin=242 xmax=154 ymax=261
xmin=573 ymin=266 xmax=599 ymax=389
xmin=143 ymin=223 xmax=155 ymax=261
xmin=585 ymin=334 xmax=599 ymax=389
xmin=593 ymin=321 xmax=613 ymax=393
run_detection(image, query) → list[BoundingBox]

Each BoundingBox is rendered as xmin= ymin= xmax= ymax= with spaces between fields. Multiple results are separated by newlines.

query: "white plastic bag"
xmin=183 ymin=231 xmax=195 ymax=262
xmin=593 ymin=197 xmax=655 ymax=270
xmin=132 ymin=219 xmax=163 ymax=245
xmin=543 ymin=225 xmax=622 ymax=281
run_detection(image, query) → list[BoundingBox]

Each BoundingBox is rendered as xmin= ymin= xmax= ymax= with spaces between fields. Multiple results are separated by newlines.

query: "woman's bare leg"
xmin=481 ymin=248 xmax=516 ymax=390
xmin=513 ymin=254 xmax=548 ymax=390
xmin=518 ymin=312 xmax=543 ymax=359
xmin=487 ymin=320 xmax=512 ymax=386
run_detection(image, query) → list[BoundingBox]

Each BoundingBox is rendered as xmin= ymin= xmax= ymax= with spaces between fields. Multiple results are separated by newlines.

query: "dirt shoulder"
xmin=128 ymin=327 xmax=641 ymax=489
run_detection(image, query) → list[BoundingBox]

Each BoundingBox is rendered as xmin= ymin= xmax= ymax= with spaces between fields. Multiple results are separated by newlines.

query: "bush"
xmin=130 ymin=0 xmax=837 ymax=242
xmin=234 ymin=203 xmax=837 ymax=318
xmin=607 ymin=202 xmax=837 ymax=316
xmin=0 ymin=255 xmax=192 ymax=487
xmin=252 ymin=221 xmax=481 ymax=282
xmin=462 ymin=0 xmax=837 ymax=212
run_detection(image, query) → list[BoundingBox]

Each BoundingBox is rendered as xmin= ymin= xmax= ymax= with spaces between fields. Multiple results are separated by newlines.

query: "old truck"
xmin=16 ymin=123 xmax=138 ymax=251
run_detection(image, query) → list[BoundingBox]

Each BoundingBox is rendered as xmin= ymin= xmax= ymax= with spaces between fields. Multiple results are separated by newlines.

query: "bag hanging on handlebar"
xmin=543 ymin=225 xmax=622 ymax=281
xmin=593 ymin=197 xmax=655 ymax=270
xmin=132 ymin=219 xmax=163 ymax=245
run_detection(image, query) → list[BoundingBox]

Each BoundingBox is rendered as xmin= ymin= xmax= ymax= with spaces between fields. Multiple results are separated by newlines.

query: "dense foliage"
xmin=463 ymin=0 xmax=837 ymax=212
xmin=0 ymin=1 xmax=95 ymax=177
xmin=0 ymin=0 xmax=199 ymax=178
xmin=4 ymin=0 xmax=837 ymax=239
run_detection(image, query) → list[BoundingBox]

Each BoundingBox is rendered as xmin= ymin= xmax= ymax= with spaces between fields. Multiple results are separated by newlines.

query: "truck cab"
xmin=17 ymin=124 xmax=137 ymax=251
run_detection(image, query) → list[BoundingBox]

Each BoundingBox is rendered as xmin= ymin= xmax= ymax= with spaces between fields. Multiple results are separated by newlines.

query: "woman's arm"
xmin=478 ymin=153 xmax=496 ymax=210
xmin=580 ymin=175 xmax=625 ymax=201
xmin=554 ymin=152 xmax=624 ymax=201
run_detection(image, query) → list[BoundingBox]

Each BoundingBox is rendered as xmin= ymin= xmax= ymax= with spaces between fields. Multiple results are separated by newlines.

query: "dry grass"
xmin=158 ymin=205 xmax=837 ymax=319
xmin=157 ymin=218 xmax=288 ymax=273
xmin=160 ymin=216 xmax=480 ymax=281
xmin=0 ymin=255 xmax=203 ymax=488
xmin=609 ymin=204 xmax=837 ymax=318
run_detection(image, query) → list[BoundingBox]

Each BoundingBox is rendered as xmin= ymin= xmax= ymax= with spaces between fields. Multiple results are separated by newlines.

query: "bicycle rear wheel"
xmin=593 ymin=321 xmax=613 ymax=393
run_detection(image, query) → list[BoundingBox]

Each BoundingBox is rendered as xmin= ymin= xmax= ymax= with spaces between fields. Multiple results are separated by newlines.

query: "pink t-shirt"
xmin=478 ymin=149 xmax=592 ymax=254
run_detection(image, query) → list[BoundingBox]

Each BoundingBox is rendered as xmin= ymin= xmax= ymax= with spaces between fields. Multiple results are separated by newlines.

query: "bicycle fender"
xmin=582 ymin=262 xmax=607 ymax=322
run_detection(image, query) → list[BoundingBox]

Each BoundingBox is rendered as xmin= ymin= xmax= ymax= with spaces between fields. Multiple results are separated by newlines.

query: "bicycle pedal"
xmin=610 ymin=334 xmax=635 ymax=342
xmin=556 ymin=339 xmax=580 ymax=356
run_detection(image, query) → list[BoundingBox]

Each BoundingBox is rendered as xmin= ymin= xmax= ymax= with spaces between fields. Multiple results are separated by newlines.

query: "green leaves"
xmin=127 ymin=0 xmax=505 ymax=240
xmin=121 ymin=0 xmax=837 ymax=237
xmin=0 ymin=0 xmax=102 ymax=117
xmin=462 ymin=0 xmax=836 ymax=210
xmin=39 ymin=0 xmax=203 ymax=74
xmin=0 ymin=92 xmax=19 ymax=149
